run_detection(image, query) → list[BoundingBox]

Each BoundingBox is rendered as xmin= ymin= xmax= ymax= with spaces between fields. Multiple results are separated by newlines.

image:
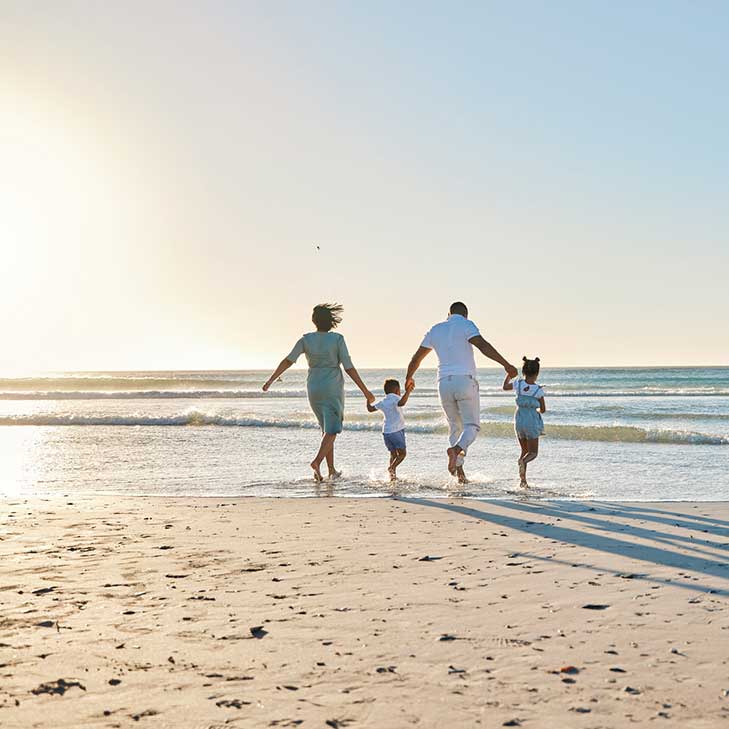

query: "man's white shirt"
xmin=420 ymin=314 xmax=481 ymax=381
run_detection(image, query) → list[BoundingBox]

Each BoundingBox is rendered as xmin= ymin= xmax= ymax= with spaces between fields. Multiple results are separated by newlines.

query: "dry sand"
xmin=1 ymin=496 xmax=728 ymax=728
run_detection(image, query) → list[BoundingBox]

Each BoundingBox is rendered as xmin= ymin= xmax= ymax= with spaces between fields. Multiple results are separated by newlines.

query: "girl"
xmin=503 ymin=357 xmax=545 ymax=487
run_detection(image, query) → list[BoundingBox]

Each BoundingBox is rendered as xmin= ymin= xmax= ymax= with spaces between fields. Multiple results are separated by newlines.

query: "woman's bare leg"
xmin=326 ymin=447 xmax=341 ymax=479
xmin=312 ymin=433 xmax=337 ymax=482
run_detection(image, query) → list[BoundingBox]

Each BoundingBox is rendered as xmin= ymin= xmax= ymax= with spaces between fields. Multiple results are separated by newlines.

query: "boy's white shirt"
xmin=374 ymin=392 xmax=406 ymax=434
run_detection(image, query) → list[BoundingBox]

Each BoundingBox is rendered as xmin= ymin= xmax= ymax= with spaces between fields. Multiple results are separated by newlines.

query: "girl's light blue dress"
xmin=514 ymin=378 xmax=545 ymax=440
xmin=287 ymin=332 xmax=353 ymax=435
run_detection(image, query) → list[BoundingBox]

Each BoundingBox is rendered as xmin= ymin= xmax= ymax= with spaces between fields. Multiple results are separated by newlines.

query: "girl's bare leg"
xmin=311 ymin=433 xmax=337 ymax=482
xmin=518 ymin=437 xmax=529 ymax=485
xmin=520 ymin=439 xmax=539 ymax=486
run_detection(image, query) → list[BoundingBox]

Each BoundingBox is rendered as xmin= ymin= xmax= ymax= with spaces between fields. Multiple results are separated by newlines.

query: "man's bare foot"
xmin=520 ymin=478 xmax=529 ymax=489
xmin=310 ymin=461 xmax=323 ymax=482
xmin=456 ymin=465 xmax=468 ymax=484
xmin=328 ymin=469 xmax=342 ymax=480
xmin=447 ymin=446 xmax=461 ymax=475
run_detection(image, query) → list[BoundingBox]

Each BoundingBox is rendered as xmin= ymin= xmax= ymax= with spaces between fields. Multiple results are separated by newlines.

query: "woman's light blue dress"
xmin=287 ymin=332 xmax=353 ymax=435
xmin=514 ymin=379 xmax=545 ymax=440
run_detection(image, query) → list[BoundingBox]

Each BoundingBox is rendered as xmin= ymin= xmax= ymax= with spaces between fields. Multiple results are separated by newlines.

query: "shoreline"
xmin=2 ymin=496 xmax=728 ymax=727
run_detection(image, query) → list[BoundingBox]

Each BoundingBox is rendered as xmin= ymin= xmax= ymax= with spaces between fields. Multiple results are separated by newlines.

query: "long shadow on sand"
xmin=397 ymin=498 xmax=729 ymax=596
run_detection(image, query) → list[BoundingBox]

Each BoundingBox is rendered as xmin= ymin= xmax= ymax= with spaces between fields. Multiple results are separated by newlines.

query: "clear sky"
xmin=2 ymin=1 xmax=728 ymax=372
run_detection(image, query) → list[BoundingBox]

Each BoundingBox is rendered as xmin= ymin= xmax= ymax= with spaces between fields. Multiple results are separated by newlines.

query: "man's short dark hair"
xmin=383 ymin=379 xmax=400 ymax=394
xmin=449 ymin=301 xmax=468 ymax=317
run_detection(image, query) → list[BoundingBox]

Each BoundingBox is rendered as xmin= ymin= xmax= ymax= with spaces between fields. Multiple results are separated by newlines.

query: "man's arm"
xmin=405 ymin=346 xmax=431 ymax=390
xmin=469 ymin=336 xmax=518 ymax=378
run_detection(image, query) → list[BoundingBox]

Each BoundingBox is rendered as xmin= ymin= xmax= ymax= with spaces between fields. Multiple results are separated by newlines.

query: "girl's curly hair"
xmin=312 ymin=303 xmax=343 ymax=332
xmin=522 ymin=356 xmax=540 ymax=377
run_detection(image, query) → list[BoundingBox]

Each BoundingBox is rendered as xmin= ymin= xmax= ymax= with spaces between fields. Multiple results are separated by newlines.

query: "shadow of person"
xmin=395 ymin=497 xmax=729 ymax=596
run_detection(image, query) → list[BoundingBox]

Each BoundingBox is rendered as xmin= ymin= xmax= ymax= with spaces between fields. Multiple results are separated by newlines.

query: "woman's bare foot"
xmin=310 ymin=461 xmax=324 ymax=482
xmin=456 ymin=465 xmax=468 ymax=484
xmin=328 ymin=469 xmax=342 ymax=480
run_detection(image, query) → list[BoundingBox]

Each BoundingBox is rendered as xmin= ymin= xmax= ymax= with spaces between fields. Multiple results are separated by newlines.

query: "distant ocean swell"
xmin=0 ymin=411 xmax=725 ymax=445
xmin=2 ymin=389 xmax=729 ymax=400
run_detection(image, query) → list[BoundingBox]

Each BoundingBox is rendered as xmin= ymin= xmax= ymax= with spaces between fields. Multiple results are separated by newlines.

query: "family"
xmin=262 ymin=302 xmax=546 ymax=487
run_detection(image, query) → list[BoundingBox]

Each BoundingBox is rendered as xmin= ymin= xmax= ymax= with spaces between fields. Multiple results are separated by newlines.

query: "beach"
xmin=2 ymin=496 xmax=728 ymax=728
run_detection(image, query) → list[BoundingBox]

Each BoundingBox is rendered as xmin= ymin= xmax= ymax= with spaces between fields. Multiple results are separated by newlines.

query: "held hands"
xmin=405 ymin=380 xmax=415 ymax=393
xmin=505 ymin=363 xmax=518 ymax=379
xmin=363 ymin=389 xmax=376 ymax=404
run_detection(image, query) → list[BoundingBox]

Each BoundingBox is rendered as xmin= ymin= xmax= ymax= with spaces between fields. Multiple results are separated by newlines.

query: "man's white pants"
xmin=438 ymin=374 xmax=480 ymax=456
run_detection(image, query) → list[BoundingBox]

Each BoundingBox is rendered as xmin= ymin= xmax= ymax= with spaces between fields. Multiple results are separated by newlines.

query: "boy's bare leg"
xmin=389 ymin=449 xmax=406 ymax=480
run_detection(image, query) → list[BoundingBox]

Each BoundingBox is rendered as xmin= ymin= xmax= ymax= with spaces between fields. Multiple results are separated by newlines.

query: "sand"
xmin=1 ymin=496 xmax=728 ymax=728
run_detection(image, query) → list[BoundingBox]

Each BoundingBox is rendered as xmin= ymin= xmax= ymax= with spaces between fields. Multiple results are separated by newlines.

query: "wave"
xmin=4 ymin=388 xmax=729 ymax=401
xmin=0 ymin=389 xmax=309 ymax=400
xmin=0 ymin=410 xmax=725 ymax=445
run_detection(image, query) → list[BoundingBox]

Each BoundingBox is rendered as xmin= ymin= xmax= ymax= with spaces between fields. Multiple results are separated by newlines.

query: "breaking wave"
xmin=0 ymin=410 xmax=725 ymax=445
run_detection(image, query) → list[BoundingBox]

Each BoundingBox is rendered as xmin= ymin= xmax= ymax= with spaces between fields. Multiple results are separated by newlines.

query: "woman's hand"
xmin=262 ymin=379 xmax=273 ymax=392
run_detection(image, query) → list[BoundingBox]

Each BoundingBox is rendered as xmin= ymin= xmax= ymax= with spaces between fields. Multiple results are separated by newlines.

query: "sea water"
xmin=0 ymin=367 xmax=727 ymax=500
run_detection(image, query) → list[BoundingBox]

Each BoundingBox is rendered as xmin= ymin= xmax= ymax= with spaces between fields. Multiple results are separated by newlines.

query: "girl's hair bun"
xmin=535 ymin=357 xmax=540 ymax=362
xmin=522 ymin=356 xmax=528 ymax=362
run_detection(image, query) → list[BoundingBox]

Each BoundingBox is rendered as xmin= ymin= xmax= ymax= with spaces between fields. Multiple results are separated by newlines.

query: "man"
xmin=405 ymin=302 xmax=518 ymax=483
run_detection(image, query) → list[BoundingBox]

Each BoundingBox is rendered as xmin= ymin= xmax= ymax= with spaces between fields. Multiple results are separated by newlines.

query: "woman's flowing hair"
xmin=312 ymin=303 xmax=343 ymax=331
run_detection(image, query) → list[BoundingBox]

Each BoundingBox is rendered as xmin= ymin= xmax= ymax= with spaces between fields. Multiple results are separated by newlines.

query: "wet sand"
xmin=1 ymin=496 xmax=728 ymax=728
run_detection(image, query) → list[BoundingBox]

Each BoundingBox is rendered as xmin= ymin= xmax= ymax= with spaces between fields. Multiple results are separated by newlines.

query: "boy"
xmin=367 ymin=378 xmax=415 ymax=481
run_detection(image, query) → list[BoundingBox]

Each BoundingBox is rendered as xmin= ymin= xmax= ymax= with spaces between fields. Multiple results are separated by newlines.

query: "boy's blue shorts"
xmin=383 ymin=429 xmax=407 ymax=452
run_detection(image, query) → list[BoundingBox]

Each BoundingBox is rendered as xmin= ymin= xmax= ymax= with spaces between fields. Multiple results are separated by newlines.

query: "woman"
xmin=263 ymin=303 xmax=374 ymax=482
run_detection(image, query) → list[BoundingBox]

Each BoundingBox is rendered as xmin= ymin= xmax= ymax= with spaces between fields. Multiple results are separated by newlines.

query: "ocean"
xmin=1 ymin=367 xmax=727 ymax=500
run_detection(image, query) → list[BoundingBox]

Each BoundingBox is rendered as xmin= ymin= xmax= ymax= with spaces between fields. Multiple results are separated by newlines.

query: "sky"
xmin=1 ymin=1 xmax=728 ymax=372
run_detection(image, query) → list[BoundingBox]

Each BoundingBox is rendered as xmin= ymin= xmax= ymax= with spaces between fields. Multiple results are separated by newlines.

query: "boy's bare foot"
xmin=456 ymin=465 xmax=468 ymax=484
xmin=328 ymin=469 xmax=342 ymax=480
xmin=446 ymin=446 xmax=461 ymax=475
xmin=310 ymin=461 xmax=323 ymax=482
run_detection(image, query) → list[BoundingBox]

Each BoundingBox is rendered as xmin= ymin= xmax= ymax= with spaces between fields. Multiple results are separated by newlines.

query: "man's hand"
xmin=505 ymin=363 xmax=518 ymax=379
xmin=364 ymin=389 xmax=376 ymax=404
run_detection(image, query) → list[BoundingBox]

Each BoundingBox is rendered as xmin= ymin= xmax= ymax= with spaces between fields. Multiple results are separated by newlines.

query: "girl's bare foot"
xmin=328 ymin=469 xmax=342 ymax=480
xmin=310 ymin=461 xmax=323 ymax=482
